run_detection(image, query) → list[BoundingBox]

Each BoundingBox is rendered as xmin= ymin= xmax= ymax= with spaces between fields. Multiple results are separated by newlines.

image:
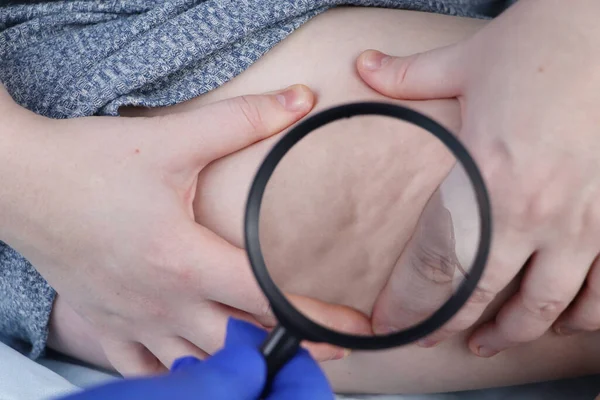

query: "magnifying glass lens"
xmin=257 ymin=111 xmax=482 ymax=336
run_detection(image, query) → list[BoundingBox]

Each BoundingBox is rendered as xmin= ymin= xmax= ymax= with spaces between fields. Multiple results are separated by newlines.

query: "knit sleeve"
xmin=0 ymin=241 xmax=56 ymax=359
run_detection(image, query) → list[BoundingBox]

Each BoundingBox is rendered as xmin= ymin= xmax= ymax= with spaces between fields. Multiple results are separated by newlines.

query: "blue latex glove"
xmin=59 ymin=318 xmax=334 ymax=400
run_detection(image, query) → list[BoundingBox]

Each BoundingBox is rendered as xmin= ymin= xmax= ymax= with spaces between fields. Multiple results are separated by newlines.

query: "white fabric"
xmin=0 ymin=340 xmax=598 ymax=400
xmin=0 ymin=342 xmax=75 ymax=400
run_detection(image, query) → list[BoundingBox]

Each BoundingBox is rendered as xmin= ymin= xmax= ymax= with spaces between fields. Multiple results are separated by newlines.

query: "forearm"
xmin=0 ymin=84 xmax=46 ymax=244
xmin=0 ymin=84 xmax=22 ymax=234
xmin=0 ymin=85 xmax=56 ymax=358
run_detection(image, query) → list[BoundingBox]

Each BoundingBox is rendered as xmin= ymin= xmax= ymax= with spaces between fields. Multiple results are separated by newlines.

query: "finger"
xmin=162 ymin=84 xmax=314 ymax=163
xmin=144 ymin=336 xmax=209 ymax=371
xmin=417 ymin=231 xmax=532 ymax=347
xmin=554 ymin=255 xmax=600 ymax=335
xmin=171 ymin=356 xmax=203 ymax=372
xmin=224 ymin=317 xmax=341 ymax=371
xmin=356 ymin=46 xmax=465 ymax=100
xmin=181 ymin=300 xmax=277 ymax=358
xmin=225 ymin=296 xmax=366 ymax=362
xmin=219 ymin=302 xmax=278 ymax=329
xmin=171 ymin=317 xmax=268 ymax=371
xmin=224 ymin=318 xmax=269 ymax=348
xmin=181 ymin=302 xmax=254 ymax=356
xmin=174 ymin=346 xmax=265 ymax=400
xmin=287 ymin=294 xmax=371 ymax=362
xmin=371 ymin=192 xmax=457 ymax=337
xmin=100 ymin=338 xmax=166 ymax=377
xmin=270 ymin=348 xmax=334 ymax=400
xmin=224 ymin=318 xmax=349 ymax=365
xmin=223 ymin=303 xmax=362 ymax=363
xmin=179 ymin=220 xmax=277 ymax=326
xmin=287 ymin=294 xmax=372 ymax=336
xmin=469 ymin=248 xmax=593 ymax=357
xmin=185 ymin=297 xmax=368 ymax=362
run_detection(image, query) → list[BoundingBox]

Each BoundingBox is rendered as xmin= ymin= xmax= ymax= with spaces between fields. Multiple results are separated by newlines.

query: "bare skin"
xmin=49 ymin=7 xmax=600 ymax=394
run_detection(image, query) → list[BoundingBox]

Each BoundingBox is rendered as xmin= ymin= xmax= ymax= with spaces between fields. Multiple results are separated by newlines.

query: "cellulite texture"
xmin=0 ymin=0 xmax=507 ymax=358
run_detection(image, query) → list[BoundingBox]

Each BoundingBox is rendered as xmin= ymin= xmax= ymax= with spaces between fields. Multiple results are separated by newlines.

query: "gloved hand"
xmin=59 ymin=318 xmax=334 ymax=400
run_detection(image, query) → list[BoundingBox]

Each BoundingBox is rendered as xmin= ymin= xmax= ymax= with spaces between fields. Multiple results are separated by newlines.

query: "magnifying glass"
xmin=244 ymin=102 xmax=491 ymax=388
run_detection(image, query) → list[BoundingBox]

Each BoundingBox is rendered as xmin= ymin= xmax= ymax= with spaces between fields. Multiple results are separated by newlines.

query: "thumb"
xmin=159 ymin=84 xmax=315 ymax=164
xmin=287 ymin=294 xmax=372 ymax=336
xmin=286 ymin=294 xmax=372 ymax=361
xmin=356 ymin=45 xmax=465 ymax=100
xmin=371 ymin=190 xmax=458 ymax=342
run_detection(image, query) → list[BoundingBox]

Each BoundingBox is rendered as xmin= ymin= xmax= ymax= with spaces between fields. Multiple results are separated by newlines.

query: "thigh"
xmin=123 ymin=7 xmax=600 ymax=394
xmin=128 ymin=8 xmax=470 ymax=315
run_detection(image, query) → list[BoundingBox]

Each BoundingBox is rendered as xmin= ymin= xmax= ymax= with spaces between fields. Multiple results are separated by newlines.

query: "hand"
xmin=47 ymin=293 xmax=370 ymax=370
xmin=1 ymin=84 xmax=362 ymax=374
xmin=59 ymin=318 xmax=334 ymax=400
xmin=356 ymin=0 xmax=600 ymax=355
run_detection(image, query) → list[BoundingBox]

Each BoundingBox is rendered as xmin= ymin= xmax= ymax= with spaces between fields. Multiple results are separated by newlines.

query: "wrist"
xmin=0 ymin=88 xmax=49 ymax=244
xmin=48 ymin=295 xmax=112 ymax=369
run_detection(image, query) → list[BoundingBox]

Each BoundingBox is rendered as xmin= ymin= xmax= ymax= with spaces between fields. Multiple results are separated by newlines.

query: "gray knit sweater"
xmin=0 ymin=0 xmax=509 ymax=359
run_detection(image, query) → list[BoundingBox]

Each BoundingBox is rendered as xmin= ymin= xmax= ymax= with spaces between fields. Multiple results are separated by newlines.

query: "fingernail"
xmin=475 ymin=346 xmax=499 ymax=358
xmin=276 ymin=85 xmax=311 ymax=112
xmin=331 ymin=348 xmax=351 ymax=360
xmin=417 ymin=338 xmax=439 ymax=348
xmin=361 ymin=50 xmax=390 ymax=71
xmin=555 ymin=325 xmax=579 ymax=336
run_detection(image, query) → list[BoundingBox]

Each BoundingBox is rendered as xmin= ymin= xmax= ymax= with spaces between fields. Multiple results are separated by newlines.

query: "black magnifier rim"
xmin=244 ymin=102 xmax=491 ymax=350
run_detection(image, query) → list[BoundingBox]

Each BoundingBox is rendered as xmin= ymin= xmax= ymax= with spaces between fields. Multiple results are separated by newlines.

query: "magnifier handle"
xmin=260 ymin=324 xmax=300 ymax=397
